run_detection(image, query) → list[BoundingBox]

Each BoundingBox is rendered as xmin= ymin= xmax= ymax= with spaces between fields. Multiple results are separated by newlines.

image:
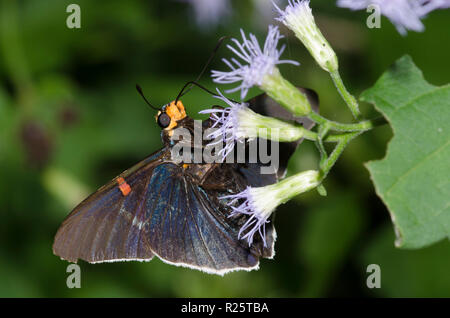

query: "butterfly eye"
xmin=157 ymin=112 xmax=171 ymax=128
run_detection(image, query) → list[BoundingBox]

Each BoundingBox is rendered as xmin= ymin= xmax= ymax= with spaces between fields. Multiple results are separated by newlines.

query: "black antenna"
xmin=175 ymin=36 xmax=229 ymax=102
xmin=175 ymin=81 xmax=218 ymax=102
xmin=175 ymin=81 xmax=239 ymax=104
xmin=136 ymin=84 xmax=160 ymax=111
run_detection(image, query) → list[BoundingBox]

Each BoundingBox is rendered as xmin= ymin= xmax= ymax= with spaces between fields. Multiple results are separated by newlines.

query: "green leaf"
xmin=361 ymin=55 xmax=450 ymax=249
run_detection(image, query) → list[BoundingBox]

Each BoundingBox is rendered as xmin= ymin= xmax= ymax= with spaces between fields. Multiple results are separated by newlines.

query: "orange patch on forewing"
xmin=116 ymin=177 xmax=131 ymax=196
xmin=165 ymin=100 xmax=187 ymax=130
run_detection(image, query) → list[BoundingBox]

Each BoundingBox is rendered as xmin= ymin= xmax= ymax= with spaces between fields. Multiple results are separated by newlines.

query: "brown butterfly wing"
xmin=52 ymin=149 xmax=166 ymax=263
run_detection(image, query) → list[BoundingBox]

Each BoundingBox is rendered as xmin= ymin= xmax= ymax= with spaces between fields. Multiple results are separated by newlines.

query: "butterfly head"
xmin=156 ymin=100 xmax=187 ymax=130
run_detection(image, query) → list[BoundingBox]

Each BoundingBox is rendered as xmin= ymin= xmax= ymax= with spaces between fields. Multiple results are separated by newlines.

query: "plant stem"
xmin=330 ymin=70 xmax=360 ymax=119
xmin=319 ymin=131 xmax=360 ymax=178
xmin=316 ymin=124 xmax=329 ymax=166
xmin=307 ymin=111 xmax=386 ymax=132
xmin=291 ymin=118 xmax=385 ymax=144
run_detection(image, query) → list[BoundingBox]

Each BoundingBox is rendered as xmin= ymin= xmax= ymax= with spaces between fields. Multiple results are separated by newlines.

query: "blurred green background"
xmin=0 ymin=0 xmax=449 ymax=297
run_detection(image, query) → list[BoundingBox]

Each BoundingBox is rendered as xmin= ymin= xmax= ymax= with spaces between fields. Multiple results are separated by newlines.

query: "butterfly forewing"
xmin=52 ymin=149 xmax=166 ymax=263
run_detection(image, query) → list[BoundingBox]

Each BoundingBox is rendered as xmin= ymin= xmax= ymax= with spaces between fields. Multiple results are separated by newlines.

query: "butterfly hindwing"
xmin=141 ymin=163 xmax=275 ymax=274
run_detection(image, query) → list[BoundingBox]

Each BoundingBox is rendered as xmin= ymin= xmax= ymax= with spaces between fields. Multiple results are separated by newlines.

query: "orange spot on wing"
xmin=116 ymin=177 xmax=131 ymax=196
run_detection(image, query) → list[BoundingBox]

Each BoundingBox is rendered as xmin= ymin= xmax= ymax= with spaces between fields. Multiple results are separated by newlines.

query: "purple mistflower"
xmin=417 ymin=0 xmax=450 ymax=15
xmin=221 ymin=170 xmax=321 ymax=247
xmin=337 ymin=0 xmax=450 ymax=35
xmin=199 ymin=90 xmax=250 ymax=159
xmin=178 ymin=0 xmax=231 ymax=28
xmin=211 ymin=25 xmax=299 ymax=100
xmin=221 ymin=187 xmax=273 ymax=247
xmin=274 ymin=0 xmax=339 ymax=72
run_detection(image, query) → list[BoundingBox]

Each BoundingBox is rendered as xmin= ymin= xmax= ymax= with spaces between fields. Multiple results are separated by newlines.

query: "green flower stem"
xmin=246 ymin=115 xmax=383 ymax=147
xmin=319 ymin=131 xmax=360 ymax=178
xmin=236 ymin=107 xmax=386 ymax=200
xmin=256 ymin=132 xmax=360 ymax=201
xmin=323 ymin=131 xmax=363 ymax=143
xmin=308 ymin=111 xmax=386 ymax=132
xmin=316 ymin=124 xmax=330 ymax=165
xmin=330 ymin=70 xmax=360 ymax=119
xmin=260 ymin=68 xmax=312 ymax=117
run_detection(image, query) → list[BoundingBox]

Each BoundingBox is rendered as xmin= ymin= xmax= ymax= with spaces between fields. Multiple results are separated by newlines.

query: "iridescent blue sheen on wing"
xmin=143 ymin=164 xmax=262 ymax=272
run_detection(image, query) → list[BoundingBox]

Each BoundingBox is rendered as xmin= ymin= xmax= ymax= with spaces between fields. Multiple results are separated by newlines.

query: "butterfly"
xmin=52 ymin=84 xmax=318 ymax=275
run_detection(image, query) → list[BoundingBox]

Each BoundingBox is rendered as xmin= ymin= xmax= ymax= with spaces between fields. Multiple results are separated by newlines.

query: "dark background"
xmin=0 ymin=0 xmax=449 ymax=297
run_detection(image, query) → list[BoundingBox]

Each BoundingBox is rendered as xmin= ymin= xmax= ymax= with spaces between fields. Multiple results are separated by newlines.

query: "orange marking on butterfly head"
xmin=164 ymin=100 xmax=186 ymax=130
xmin=116 ymin=177 xmax=131 ymax=196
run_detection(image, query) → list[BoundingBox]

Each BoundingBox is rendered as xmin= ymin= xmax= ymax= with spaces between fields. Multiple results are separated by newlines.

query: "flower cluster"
xmin=200 ymin=1 xmax=333 ymax=248
xmin=200 ymin=0 xmax=377 ymax=249
xmin=337 ymin=0 xmax=450 ymax=35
